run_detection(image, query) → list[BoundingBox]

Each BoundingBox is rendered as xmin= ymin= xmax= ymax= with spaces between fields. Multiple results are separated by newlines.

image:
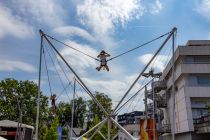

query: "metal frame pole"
xmin=145 ymin=85 xmax=148 ymax=120
xmin=115 ymin=79 xmax=153 ymax=114
xmin=152 ymin=79 xmax=156 ymax=140
xmin=35 ymin=33 xmax=44 ymax=140
xmin=98 ymin=131 xmax=107 ymax=140
xmin=171 ymin=29 xmax=176 ymax=140
xmin=108 ymin=117 xmax=111 ymax=140
xmin=39 ymin=30 xmax=108 ymax=116
xmin=76 ymin=119 xmax=107 ymax=140
xmin=111 ymin=134 xmax=118 ymax=140
xmin=70 ymin=79 xmax=76 ymax=140
xmin=113 ymin=27 xmax=177 ymax=113
xmin=89 ymin=119 xmax=107 ymax=140
xmin=110 ymin=118 xmax=135 ymax=140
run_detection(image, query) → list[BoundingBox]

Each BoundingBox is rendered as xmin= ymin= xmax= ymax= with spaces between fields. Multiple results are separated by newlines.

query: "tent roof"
xmin=0 ymin=120 xmax=34 ymax=130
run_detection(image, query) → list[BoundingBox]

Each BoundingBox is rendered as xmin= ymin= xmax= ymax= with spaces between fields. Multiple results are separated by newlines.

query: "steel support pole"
xmin=110 ymin=118 xmax=135 ymax=140
xmin=35 ymin=34 xmax=44 ymax=140
xmin=70 ymin=79 xmax=76 ymax=140
xmin=108 ymin=117 xmax=111 ymax=140
xmin=39 ymin=30 xmax=108 ymax=116
xmin=113 ymin=27 xmax=177 ymax=113
xmin=98 ymin=131 xmax=107 ymax=140
xmin=152 ymin=79 xmax=156 ymax=140
xmin=111 ymin=134 xmax=118 ymax=140
xmin=89 ymin=119 xmax=107 ymax=140
xmin=115 ymin=79 xmax=153 ymax=114
xmin=145 ymin=85 xmax=148 ymax=120
xmin=171 ymin=29 xmax=176 ymax=140
xmin=76 ymin=118 xmax=107 ymax=140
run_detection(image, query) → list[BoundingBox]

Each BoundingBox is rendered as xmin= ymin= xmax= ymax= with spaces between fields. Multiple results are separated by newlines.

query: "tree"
xmin=86 ymin=116 xmax=117 ymax=140
xmin=88 ymin=92 xmax=112 ymax=120
xmin=0 ymin=78 xmax=49 ymax=138
xmin=57 ymin=97 xmax=87 ymax=128
xmin=44 ymin=116 xmax=59 ymax=140
xmin=86 ymin=92 xmax=116 ymax=140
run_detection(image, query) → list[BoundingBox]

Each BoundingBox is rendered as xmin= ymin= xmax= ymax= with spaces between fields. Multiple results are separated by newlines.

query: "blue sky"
xmin=0 ymin=0 xmax=210 ymax=113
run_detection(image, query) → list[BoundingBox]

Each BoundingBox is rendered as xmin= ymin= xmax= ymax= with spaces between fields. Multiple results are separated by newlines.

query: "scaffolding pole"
xmin=110 ymin=118 xmax=135 ymax=140
xmin=145 ymin=85 xmax=148 ymax=120
xmin=76 ymin=119 xmax=107 ymax=140
xmin=98 ymin=131 xmax=107 ymax=140
xmin=35 ymin=34 xmax=44 ymax=140
xmin=152 ymin=78 xmax=156 ymax=140
xmin=70 ymin=78 xmax=76 ymax=140
xmin=108 ymin=117 xmax=111 ymax=140
xmin=171 ymin=28 xmax=176 ymax=140
xmin=89 ymin=119 xmax=107 ymax=140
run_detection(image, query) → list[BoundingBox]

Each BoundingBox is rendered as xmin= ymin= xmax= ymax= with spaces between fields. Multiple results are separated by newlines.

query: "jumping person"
xmin=50 ymin=94 xmax=57 ymax=114
xmin=96 ymin=50 xmax=110 ymax=71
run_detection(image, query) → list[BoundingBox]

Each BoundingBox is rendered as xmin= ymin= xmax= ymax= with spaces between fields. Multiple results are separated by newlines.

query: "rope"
xmin=45 ymin=31 xmax=170 ymax=63
xmin=46 ymin=40 xmax=76 ymax=100
xmin=45 ymin=34 xmax=100 ymax=62
xmin=115 ymin=78 xmax=154 ymax=114
xmin=44 ymin=44 xmax=71 ymax=101
xmin=56 ymin=80 xmax=73 ymax=100
xmin=107 ymin=32 xmax=171 ymax=62
xmin=43 ymin=48 xmax=53 ymax=96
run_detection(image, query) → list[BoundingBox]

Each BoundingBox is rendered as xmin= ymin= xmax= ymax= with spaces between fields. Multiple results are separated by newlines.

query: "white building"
xmin=156 ymin=40 xmax=210 ymax=140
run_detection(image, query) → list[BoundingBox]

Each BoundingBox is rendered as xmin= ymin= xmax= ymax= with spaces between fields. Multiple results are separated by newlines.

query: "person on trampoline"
xmin=96 ymin=50 xmax=110 ymax=71
xmin=50 ymin=94 xmax=57 ymax=114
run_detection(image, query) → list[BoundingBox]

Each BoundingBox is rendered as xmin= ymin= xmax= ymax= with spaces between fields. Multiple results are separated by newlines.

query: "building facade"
xmin=117 ymin=111 xmax=144 ymax=140
xmin=155 ymin=40 xmax=210 ymax=140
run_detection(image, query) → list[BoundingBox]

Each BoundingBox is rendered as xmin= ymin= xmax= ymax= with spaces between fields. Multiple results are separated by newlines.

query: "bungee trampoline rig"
xmin=35 ymin=27 xmax=177 ymax=140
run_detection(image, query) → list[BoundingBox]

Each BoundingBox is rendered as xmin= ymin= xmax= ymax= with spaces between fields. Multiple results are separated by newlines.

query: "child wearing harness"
xmin=96 ymin=50 xmax=110 ymax=71
xmin=50 ymin=94 xmax=57 ymax=114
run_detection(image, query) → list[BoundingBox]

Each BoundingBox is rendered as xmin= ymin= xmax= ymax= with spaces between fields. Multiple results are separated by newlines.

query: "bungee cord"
xmin=43 ymin=48 xmax=53 ymax=96
xmin=44 ymin=44 xmax=72 ymax=101
xmin=107 ymin=31 xmax=171 ymax=61
xmin=45 ymin=34 xmax=100 ymax=61
xmin=44 ymin=31 xmax=171 ymax=63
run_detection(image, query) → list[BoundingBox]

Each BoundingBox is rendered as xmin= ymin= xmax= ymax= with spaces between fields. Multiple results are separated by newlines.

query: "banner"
xmin=140 ymin=119 xmax=157 ymax=140
xmin=57 ymin=126 xmax=62 ymax=140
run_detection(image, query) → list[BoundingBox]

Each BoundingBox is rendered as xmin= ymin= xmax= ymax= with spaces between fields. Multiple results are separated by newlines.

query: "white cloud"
xmin=149 ymin=0 xmax=163 ymax=15
xmin=11 ymin=0 xmax=65 ymax=27
xmin=83 ymin=78 xmax=129 ymax=104
xmin=0 ymin=60 xmax=36 ymax=73
xmin=0 ymin=3 xmax=34 ymax=39
xmin=81 ymin=73 xmax=145 ymax=109
xmin=77 ymin=0 xmax=144 ymax=48
xmin=53 ymin=26 xmax=96 ymax=42
xmin=138 ymin=53 xmax=169 ymax=71
xmin=60 ymin=40 xmax=98 ymax=74
xmin=196 ymin=0 xmax=210 ymax=22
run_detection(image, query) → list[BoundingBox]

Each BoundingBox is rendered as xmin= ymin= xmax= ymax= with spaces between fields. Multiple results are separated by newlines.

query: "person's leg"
xmin=97 ymin=66 xmax=102 ymax=71
xmin=105 ymin=65 xmax=109 ymax=71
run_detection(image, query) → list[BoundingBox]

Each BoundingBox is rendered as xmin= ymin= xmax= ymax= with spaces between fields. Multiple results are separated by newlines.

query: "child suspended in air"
xmin=96 ymin=50 xmax=110 ymax=71
xmin=50 ymin=94 xmax=57 ymax=114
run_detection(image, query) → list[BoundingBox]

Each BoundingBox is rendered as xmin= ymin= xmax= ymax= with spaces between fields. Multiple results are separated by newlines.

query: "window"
xmin=194 ymin=56 xmax=210 ymax=64
xmin=197 ymin=76 xmax=210 ymax=86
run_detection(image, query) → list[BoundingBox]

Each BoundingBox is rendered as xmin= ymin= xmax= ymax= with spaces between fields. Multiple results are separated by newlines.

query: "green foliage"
xmin=88 ymin=92 xmax=112 ymax=120
xmin=0 ymin=78 xmax=48 ymax=125
xmin=0 ymin=78 xmax=49 ymax=139
xmin=86 ymin=116 xmax=117 ymax=140
xmin=57 ymin=97 xmax=86 ymax=128
xmin=44 ymin=117 xmax=59 ymax=140
xmin=86 ymin=92 xmax=116 ymax=140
